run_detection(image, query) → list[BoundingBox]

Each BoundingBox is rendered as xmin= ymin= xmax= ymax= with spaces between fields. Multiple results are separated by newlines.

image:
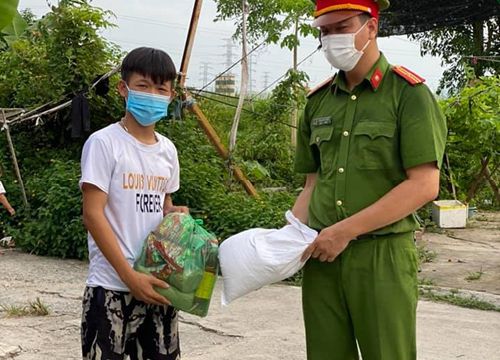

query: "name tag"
xmin=312 ymin=116 xmax=332 ymax=127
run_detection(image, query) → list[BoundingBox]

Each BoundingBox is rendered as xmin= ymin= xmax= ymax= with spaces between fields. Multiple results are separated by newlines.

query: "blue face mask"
xmin=125 ymin=85 xmax=171 ymax=127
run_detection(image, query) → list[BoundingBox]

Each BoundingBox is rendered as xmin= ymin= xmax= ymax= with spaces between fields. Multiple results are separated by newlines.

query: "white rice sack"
xmin=219 ymin=210 xmax=317 ymax=305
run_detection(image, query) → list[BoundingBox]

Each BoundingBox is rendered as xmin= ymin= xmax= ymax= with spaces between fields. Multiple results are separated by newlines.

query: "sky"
xmin=19 ymin=0 xmax=446 ymax=93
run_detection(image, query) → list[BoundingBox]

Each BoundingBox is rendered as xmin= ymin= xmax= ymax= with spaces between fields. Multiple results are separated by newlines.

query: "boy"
xmin=80 ymin=47 xmax=187 ymax=360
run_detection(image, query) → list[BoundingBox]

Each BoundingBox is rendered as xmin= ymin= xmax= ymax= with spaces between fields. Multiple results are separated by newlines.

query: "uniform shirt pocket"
xmin=353 ymin=122 xmax=398 ymax=170
xmin=309 ymin=125 xmax=335 ymax=174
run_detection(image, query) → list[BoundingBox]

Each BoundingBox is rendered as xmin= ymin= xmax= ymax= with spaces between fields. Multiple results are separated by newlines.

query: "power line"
xmin=192 ymin=92 xmax=298 ymax=129
xmin=252 ymin=48 xmax=320 ymax=100
xmin=196 ymin=40 xmax=267 ymax=94
xmin=188 ymin=87 xmax=290 ymax=109
xmin=199 ymin=62 xmax=213 ymax=89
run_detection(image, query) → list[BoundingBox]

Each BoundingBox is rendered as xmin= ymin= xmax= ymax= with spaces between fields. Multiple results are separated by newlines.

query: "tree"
xmin=214 ymin=0 xmax=316 ymax=51
xmin=214 ymin=0 xmax=317 ymax=145
xmin=441 ymin=73 xmax=499 ymax=206
xmin=0 ymin=0 xmax=19 ymax=30
xmin=410 ymin=17 xmax=499 ymax=94
xmin=0 ymin=0 xmax=123 ymax=258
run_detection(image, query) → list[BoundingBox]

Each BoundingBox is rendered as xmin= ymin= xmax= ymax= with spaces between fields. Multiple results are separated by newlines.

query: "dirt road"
xmin=1 ymin=249 xmax=500 ymax=360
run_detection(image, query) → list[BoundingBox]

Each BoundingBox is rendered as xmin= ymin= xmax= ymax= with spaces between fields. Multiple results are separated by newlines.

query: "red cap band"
xmin=314 ymin=0 xmax=380 ymax=20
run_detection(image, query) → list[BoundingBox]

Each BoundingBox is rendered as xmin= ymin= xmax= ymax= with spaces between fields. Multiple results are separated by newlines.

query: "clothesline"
xmin=2 ymin=66 xmax=120 ymax=129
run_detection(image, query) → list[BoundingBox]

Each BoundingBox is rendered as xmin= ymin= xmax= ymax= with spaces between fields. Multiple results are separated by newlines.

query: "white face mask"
xmin=321 ymin=21 xmax=371 ymax=72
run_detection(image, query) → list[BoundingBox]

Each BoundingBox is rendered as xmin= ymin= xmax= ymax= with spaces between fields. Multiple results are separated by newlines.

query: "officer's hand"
xmin=301 ymin=223 xmax=355 ymax=263
xmin=8 ymin=207 xmax=15 ymax=216
xmin=125 ymin=271 xmax=171 ymax=306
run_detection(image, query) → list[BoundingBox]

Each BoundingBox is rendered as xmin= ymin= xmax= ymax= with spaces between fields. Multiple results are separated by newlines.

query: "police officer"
xmin=292 ymin=0 xmax=447 ymax=359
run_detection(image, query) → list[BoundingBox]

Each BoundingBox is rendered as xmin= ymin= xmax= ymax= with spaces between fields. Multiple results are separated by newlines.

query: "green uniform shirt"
xmin=294 ymin=53 xmax=447 ymax=233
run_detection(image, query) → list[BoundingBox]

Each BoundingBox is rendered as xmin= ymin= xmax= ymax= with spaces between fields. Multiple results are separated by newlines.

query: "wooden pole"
xmin=1 ymin=109 xmax=29 ymax=208
xmin=291 ymin=16 xmax=299 ymax=148
xmin=178 ymin=0 xmax=259 ymax=197
xmin=189 ymin=101 xmax=258 ymax=197
xmin=178 ymin=0 xmax=204 ymax=88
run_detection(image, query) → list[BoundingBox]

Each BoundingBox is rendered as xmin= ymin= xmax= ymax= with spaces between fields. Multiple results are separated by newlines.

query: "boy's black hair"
xmin=121 ymin=47 xmax=176 ymax=85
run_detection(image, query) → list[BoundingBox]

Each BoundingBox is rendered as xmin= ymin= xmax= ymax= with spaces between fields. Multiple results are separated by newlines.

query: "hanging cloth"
xmin=70 ymin=93 xmax=91 ymax=138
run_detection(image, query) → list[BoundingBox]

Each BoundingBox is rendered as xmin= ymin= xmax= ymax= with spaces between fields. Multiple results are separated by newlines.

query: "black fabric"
xmin=93 ymin=74 xmax=110 ymax=97
xmin=71 ymin=93 xmax=91 ymax=138
xmin=81 ymin=286 xmax=180 ymax=360
xmin=379 ymin=0 xmax=499 ymax=36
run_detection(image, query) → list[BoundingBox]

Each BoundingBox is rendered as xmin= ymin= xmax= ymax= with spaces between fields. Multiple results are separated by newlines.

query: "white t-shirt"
xmin=80 ymin=123 xmax=180 ymax=291
xmin=0 ymin=180 xmax=5 ymax=194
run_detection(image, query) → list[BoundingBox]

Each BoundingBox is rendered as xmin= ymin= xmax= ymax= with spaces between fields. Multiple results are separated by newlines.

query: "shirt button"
xmin=343 ymin=131 xmax=349 ymax=137
xmin=336 ymin=200 xmax=343 ymax=206
xmin=338 ymin=168 xmax=345 ymax=173
xmin=351 ymin=95 xmax=357 ymax=101
xmin=316 ymin=136 xmax=321 ymax=143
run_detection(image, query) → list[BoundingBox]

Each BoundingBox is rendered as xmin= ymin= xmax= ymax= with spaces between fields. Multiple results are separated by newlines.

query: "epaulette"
xmin=392 ymin=66 xmax=425 ymax=86
xmin=307 ymin=76 xmax=335 ymax=98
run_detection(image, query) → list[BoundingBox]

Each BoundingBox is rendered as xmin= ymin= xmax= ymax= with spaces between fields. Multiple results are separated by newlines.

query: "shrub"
xmin=6 ymin=159 xmax=86 ymax=259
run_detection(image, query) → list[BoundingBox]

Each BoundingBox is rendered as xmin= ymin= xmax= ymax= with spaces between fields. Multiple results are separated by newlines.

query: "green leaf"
xmin=0 ymin=0 xmax=19 ymax=31
xmin=2 ymin=11 xmax=28 ymax=45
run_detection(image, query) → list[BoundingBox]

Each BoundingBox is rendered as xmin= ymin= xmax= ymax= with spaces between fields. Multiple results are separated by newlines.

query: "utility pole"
xmin=199 ymin=62 xmax=212 ymax=89
xmin=248 ymin=53 xmax=257 ymax=95
xmin=262 ymin=71 xmax=271 ymax=92
xmin=178 ymin=0 xmax=258 ymax=197
xmin=224 ymin=38 xmax=237 ymax=68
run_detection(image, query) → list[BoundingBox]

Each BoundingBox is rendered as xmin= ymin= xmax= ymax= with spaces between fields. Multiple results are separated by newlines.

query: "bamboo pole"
xmin=178 ymin=0 xmax=259 ymax=197
xmin=189 ymin=101 xmax=258 ymax=197
xmin=1 ymin=109 xmax=29 ymax=207
xmin=291 ymin=17 xmax=299 ymax=148
xmin=178 ymin=0 xmax=204 ymax=88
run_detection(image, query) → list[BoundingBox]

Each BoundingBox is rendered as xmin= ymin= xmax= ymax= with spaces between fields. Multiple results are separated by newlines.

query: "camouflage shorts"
xmin=81 ymin=286 xmax=180 ymax=360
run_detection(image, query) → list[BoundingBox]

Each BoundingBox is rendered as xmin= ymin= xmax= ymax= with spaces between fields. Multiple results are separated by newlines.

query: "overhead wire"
xmin=191 ymin=92 xmax=298 ymax=129
xmin=196 ymin=40 xmax=267 ymax=94
xmin=251 ymin=48 xmax=320 ymax=100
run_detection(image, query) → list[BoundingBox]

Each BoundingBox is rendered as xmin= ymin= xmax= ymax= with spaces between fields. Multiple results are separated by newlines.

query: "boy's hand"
xmin=8 ymin=207 xmax=15 ymax=216
xmin=124 ymin=271 xmax=171 ymax=306
xmin=163 ymin=205 xmax=189 ymax=216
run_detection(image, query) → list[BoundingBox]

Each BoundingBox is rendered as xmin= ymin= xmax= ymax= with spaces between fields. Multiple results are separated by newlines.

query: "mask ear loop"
xmin=355 ymin=19 xmax=371 ymax=53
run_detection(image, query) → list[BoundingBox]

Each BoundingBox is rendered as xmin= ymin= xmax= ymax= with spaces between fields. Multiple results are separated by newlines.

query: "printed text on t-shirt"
xmin=122 ymin=172 xmax=169 ymax=213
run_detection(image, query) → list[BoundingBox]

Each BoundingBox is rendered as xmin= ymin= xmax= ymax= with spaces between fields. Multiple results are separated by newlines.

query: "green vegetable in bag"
xmin=134 ymin=212 xmax=219 ymax=317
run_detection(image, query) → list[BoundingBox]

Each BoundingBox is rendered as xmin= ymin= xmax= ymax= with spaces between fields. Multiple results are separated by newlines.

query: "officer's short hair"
xmin=359 ymin=13 xmax=372 ymax=23
xmin=121 ymin=47 xmax=176 ymax=85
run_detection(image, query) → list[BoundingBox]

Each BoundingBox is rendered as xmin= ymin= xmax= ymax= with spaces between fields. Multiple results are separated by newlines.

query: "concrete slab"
xmin=1 ymin=250 xmax=499 ymax=359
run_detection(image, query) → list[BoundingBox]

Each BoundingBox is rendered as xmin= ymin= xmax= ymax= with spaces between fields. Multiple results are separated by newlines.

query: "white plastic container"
xmin=431 ymin=200 xmax=467 ymax=228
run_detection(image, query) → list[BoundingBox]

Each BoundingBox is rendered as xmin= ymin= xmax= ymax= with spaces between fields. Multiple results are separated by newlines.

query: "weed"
xmin=419 ymin=289 xmax=500 ymax=312
xmin=0 ymin=304 xmax=30 ymax=317
xmin=475 ymin=215 xmax=489 ymax=222
xmin=284 ymin=270 xmax=303 ymax=286
xmin=0 ymin=298 xmax=50 ymax=317
xmin=418 ymin=278 xmax=436 ymax=286
xmin=417 ymin=245 xmax=437 ymax=265
xmin=28 ymin=297 xmax=50 ymax=316
xmin=465 ymin=268 xmax=484 ymax=281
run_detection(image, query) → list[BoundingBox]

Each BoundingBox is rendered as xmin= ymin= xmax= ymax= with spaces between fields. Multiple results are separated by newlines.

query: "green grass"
xmin=417 ymin=245 xmax=437 ymax=265
xmin=284 ymin=270 xmax=303 ymax=286
xmin=465 ymin=268 xmax=484 ymax=281
xmin=419 ymin=288 xmax=500 ymax=312
xmin=418 ymin=277 xmax=436 ymax=286
xmin=0 ymin=298 xmax=50 ymax=317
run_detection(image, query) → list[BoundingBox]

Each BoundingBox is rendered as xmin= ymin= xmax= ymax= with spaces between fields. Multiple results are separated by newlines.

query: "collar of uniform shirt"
xmin=331 ymin=52 xmax=390 ymax=95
